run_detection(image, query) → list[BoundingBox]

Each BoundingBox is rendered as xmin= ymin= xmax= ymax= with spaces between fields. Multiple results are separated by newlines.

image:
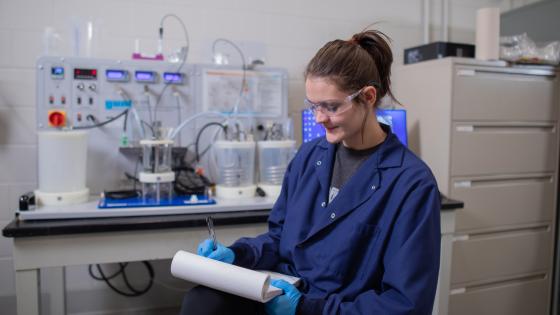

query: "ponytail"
xmin=304 ymin=29 xmax=396 ymax=105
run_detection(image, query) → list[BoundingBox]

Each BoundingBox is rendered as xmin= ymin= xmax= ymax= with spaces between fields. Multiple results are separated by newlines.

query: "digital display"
xmin=106 ymin=69 xmax=129 ymax=82
xmin=74 ymin=68 xmax=97 ymax=80
xmin=302 ymin=108 xmax=408 ymax=146
xmin=163 ymin=72 xmax=183 ymax=84
xmin=51 ymin=67 xmax=64 ymax=79
xmin=135 ymin=70 xmax=157 ymax=83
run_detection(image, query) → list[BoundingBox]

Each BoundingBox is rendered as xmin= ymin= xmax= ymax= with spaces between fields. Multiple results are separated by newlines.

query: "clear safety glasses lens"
xmin=305 ymin=88 xmax=363 ymax=117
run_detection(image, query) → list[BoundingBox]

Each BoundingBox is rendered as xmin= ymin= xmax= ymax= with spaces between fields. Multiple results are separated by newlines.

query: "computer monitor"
xmin=302 ymin=108 xmax=408 ymax=146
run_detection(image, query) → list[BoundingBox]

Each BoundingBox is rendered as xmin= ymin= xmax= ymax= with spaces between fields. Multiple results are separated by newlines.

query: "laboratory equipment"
xmin=138 ymin=138 xmax=175 ymax=202
xmin=257 ymin=140 xmax=295 ymax=197
xmin=35 ymin=130 xmax=89 ymax=206
xmin=30 ymin=54 xmax=288 ymax=219
xmin=404 ymin=42 xmax=474 ymax=65
xmin=213 ymin=140 xmax=256 ymax=199
xmin=302 ymin=108 xmax=408 ymax=146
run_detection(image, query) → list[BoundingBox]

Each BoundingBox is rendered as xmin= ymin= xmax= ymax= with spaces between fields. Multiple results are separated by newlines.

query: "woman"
xmin=181 ymin=29 xmax=441 ymax=315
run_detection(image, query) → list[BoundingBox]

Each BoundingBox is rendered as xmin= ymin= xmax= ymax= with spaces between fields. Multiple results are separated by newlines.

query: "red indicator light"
xmin=48 ymin=111 xmax=66 ymax=127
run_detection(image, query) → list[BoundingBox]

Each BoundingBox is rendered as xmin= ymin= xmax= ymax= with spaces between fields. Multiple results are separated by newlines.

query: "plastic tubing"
xmin=168 ymin=111 xmax=228 ymax=140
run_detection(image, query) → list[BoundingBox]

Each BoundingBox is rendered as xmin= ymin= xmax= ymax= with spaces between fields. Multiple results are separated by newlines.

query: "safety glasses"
xmin=304 ymin=88 xmax=364 ymax=117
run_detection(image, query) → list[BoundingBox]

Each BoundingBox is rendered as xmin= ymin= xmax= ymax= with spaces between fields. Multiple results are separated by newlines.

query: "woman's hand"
xmin=197 ymin=238 xmax=235 ymax=264
xmin=265 ymin=279 xmax=302 ymax=315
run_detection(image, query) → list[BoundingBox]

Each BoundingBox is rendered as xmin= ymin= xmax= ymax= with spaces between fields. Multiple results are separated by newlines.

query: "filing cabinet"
xmin=393 ymin=58 xmax=559 ymax=315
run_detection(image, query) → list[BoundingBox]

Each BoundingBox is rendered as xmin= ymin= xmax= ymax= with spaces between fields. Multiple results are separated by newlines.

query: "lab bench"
xmin=3 ymin=197 xmax=463 ymax=315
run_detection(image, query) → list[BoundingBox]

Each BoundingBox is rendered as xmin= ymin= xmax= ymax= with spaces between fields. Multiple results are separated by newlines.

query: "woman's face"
xmin=305 ymin=77 xmax=370 ymax=146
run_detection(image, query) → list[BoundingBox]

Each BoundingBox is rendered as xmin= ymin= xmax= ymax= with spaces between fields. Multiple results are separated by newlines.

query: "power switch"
xmin=47 ymin=110 xmax=66 ymax=127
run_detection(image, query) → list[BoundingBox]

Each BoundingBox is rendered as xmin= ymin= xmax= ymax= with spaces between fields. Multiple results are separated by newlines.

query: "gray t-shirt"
xmin=328 ymin=143 xmax=380 ymax=203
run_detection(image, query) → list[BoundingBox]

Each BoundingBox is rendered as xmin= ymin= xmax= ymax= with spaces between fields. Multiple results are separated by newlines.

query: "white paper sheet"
xmin=171 ymin=250 xmax=298 ymax=302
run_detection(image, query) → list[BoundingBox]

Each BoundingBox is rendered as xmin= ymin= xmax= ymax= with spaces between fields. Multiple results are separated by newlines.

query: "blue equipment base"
xmin=98 ymin=194 xmax=216 ymax=209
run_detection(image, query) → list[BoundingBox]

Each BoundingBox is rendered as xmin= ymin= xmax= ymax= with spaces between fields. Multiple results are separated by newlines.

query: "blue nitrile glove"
xmin=265 ymin=279 xmax=302 ymax=315
xmin=197 ymin=238 xmax=235 ymax=264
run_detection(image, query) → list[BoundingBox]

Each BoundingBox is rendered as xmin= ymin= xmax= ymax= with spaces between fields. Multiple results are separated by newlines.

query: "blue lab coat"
xmin=231 ymin=126 xmax=441 ymax=315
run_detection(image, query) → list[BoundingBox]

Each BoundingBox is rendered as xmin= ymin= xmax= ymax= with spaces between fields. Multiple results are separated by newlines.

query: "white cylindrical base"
xmin=216 ymin=185 xmax=256 ymax=199
xmin=475 ymin=7 xmax=500 ymax=60
xmin=35 ymin=188 xmax=89 ymax=206
xmin=139 ymin=171 xmax=175 ymax=183
xmin=37 ymin=130 xmax=88 ymax=193
xmin=258 ymin=184 xmax=282 ymax=199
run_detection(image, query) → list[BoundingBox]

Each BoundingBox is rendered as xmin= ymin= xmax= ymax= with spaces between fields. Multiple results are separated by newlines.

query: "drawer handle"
xmin=456 ymin=124 xmax=555 ymax=133
xmin=453 ymin=175 xmax=553 ymax=188
xmin=456 ymin=67 xmax=556 ymax=78
xmin=451 ymin=273 xmax=548 ymax=294
xmin=455 ymin=224 xmax=550 ymax=241
xmin=457 ymin=69 xmax=475 ymax=77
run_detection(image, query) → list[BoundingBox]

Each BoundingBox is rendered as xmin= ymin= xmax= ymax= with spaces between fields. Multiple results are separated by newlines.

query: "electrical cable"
xmin=195 ymin=122 xmax=227 ymax=163
xmin=141 ymin=120 xmax=155 ymax=137
xmin=152 ymin=13 xmax=190 ymax=125
xmin=104 ymin=189 xmax=140 ymax=199
xmin=123 ymin=109 xmax=128 ymax=132
xmin=145 ymin=91 xmax=154 ymax=127
xmin=211 ymin=38 xmax=247 ymax=116
xmin=116 ymin=88 xmax=136 ymax=134
xmin=88 ymin=263 xmax=128 ymax=281
xmin=169 ymin=111 xmax=227 ymax=140
xmin=185 ymin=119 xmax=227 ymax=164
xmin=173 ymin=165 xmax=212 ymax=195
xmin=88 ymin=261 xmax=154 ymax=297
xmin=74 ymin=109 xmax=129 ymax=130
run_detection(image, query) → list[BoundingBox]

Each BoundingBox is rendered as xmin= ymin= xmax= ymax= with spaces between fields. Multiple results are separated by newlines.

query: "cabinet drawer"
xmin=452 ymin=67 xmax=558 ymax=121
xmin=451 ymin=227 xmax=552 ymax=285
xmin=449 ymin=276 xmax=549 ymax=315
xmin=451 ymin=123 xmax=557 ymax=176
xmin=451 ymin=174 xmax=555 ymax=232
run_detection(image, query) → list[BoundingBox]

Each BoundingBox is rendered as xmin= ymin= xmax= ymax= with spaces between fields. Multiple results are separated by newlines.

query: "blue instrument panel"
xmin=302 ymin=108 xmax=408 ymax=146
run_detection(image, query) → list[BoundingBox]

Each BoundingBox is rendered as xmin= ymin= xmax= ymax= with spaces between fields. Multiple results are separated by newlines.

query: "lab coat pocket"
xmin=316 ymin=223 xmax=380 ymax=283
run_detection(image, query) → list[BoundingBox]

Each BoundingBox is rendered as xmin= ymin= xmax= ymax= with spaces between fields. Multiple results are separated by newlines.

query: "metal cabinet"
xmin=393 ymin=58 xmax=559 ymax=315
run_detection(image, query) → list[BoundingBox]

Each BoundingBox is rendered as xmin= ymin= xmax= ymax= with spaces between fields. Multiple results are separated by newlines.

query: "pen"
xmin=206 ymin=216 xmax=217 ymax=251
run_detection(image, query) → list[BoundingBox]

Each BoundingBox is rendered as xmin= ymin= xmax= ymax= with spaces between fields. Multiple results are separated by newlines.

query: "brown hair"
xmin=304 ymin=29 xmax=395 ymax=106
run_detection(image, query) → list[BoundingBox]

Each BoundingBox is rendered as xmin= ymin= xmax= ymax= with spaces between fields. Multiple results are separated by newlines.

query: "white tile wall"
xmin=0 ymin=108 xmax=37 ymax=145
xmin=0 ymin=145 xmax=37 ymax=183
xmin=11 ymin=31 xmax=47 ymax=69
xmin=0 ymin=30 xmax=12 ymax=68
xmin=0 ymin=69 xmax=36 ymax=108
xmin=0 ymin=0 xmax=54 ymax=31
xmin=0 ymin=0 xmax=537 ymax=313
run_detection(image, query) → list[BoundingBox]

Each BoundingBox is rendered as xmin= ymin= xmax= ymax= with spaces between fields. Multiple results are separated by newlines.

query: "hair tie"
xmin=348 ymin=37 xmax=359 ymax=46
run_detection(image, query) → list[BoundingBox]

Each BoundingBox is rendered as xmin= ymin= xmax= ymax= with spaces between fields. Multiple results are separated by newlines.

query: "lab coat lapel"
xmin=300 ymin=131 xmax=404 ymax=246
xmin=300 ymin=152 xmax=381 ymax=246
xmin=313 ymin=139 xmax=336 ymax=201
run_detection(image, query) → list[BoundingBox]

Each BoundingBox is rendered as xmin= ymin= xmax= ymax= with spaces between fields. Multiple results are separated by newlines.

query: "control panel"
xmin=37 ymin=57 xmax=199 ymax=134
xmin=36 ymin=56 xmax=289 ymax=195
